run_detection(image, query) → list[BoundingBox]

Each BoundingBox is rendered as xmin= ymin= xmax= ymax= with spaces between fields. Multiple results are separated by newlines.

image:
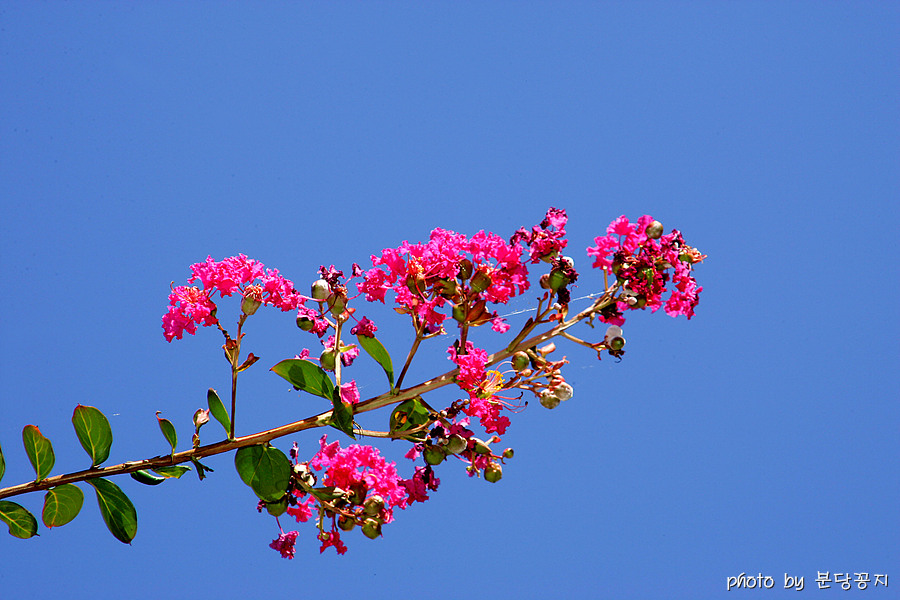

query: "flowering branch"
xmin=0 ymin=209 xmax=704 ymax=557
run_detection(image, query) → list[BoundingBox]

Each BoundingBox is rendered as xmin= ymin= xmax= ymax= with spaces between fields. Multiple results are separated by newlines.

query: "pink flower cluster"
xmin=162 ymin=254 xmax=303 ymax=342
xmin=448 ymin=342 xmax=511 ymax=435
xmin=587 ymin=216 xmax=705 ymax=324
xmin=356 ymin=228 xmax=529 ymax=331
xmin=308 ymin=435 xmax=409 ymax=520
xmin=510 ymin=207 xmax=569 ymax=263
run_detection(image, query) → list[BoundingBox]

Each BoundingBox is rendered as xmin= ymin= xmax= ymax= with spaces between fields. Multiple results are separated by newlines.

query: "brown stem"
xmin=0 ymin=285 xmax=619 ymax=501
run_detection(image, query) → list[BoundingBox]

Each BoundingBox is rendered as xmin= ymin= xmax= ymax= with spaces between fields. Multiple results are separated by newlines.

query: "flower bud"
xmin=457 ymin=259 xmax=473 ymax=280
xmin=645 ymin=220 xmax=664 ymax=239
xmin=547 ymin=269 xmax=569 ymax=291
xmin=329 ymin=293 xmax=347 ymax=318
xmin=539 ymin=273 xmax=552 ymax=289
xmin=423 ymin=444 xmax=446 ymax=465
xmin=502 ymin=448 xmax=514 ymax=459
xmin=553 ymin=382 xmax=574 ymax=402
xmin=484 ymin=462 xmax=503 ymax=483
xmin=311 ymin=279 xmax=331 ymax=301
xmin=296 ymin=315 xmax=315 ymax=331
xmin=539 ymin=390 xmax=560 ymax=409
xmin=452 ymin=302 xmax=467 ymax=323
xmin=241 ymin=296 xmax=262 ymax=316
xmin=470 ymin=269 xmax=492 ymax=293
xmin=608 ymin=336 xmax=625 ymax=351
xmin=320 ymin=349 xmax=337 ymax=371
xmin=362 ymin=518 xmax=382 ymax=539
xmin=292 ymin=464 xmax=316 ymax=487
xmin=444 ymin=434 xmax=468 ymax=455
xmin=471 ymin=438 xmax=492 ymax=455
xmin=363 ymin=495 xmax=385 ymax=516
xmin=511 ymin=351 xmax=530 ymax=372
xmin=338 ymin=515 xmax=356 ymax=532
xmin=348 ymin=482 xmax=367 ymax=505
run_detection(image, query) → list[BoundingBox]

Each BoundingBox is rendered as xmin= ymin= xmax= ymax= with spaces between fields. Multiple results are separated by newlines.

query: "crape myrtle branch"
xmin=0 ymin=209 xmax=704 ymax=555
xmin=0 ymin=286 xmax=618 ymax=501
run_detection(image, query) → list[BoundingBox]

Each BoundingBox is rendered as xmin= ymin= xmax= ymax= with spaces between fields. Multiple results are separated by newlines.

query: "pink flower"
xmin=350 ymin=316 xmax=378 ymax=338
xmin=340 ymin=381 xmax=360 ymax=405
xmin=286 ymin=494 xmax=315 ymax=523
xmin=318 ymin=529 xmax=347 ymax=555
xmin=463 ymin=396 xmax=511 ymax=435
xmin=447 ymin=342 xmax=489 ymax=393
xmin=164 ymin=255 xmax=303 ymax=341
xmin=269 ymin=530 xmax=299 ymax=559
xmin=401 ymin=466 xmax=440 ymax=504
xmin=309 ymin=435 xmax=409 ymax=517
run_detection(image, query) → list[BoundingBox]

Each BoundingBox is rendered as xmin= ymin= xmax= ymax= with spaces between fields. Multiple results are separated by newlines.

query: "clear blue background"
xmin=1 ymin=3 xmax=897 ymax=599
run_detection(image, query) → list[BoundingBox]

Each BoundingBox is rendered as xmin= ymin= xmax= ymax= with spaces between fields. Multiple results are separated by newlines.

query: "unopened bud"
xmin=553 ymin=382 xmax=574 ymax=402
xmin=362 ymin=518 xmax=382 ymax=540
xmin=311 ymin=279 xmax=331 ymax=301
xmin=539 ymin=273 xmax=552 ymax=289
xmin=296 ymin=315 xmax=315 ymax=331
xmin=320 ymin=350 xmax=337 ymax=371
xmin=608 ymin=336 xmax=625 ymax=351
xmin=605 ymin=325 xmax=623 ymax=340
xmin=484 ymin=462 xmax=503 ymax=483
xmin=547 ymin=269 xmax=569 ymax=291
xmin=363 ymin=495 xmax=385 ymax=516
xmin=423 ymin=444 xmax=446 ymax=465
xmin=457 ymin=259 xmax=473 ymax=280
xmin=338 ymin=515 xmax=356 ymax=532
xmin=645 ymin=220 xmax=664 ymax=239
xmin=539 ymin=390 xmax=560 ymax=409
xmin=511 ymin=351 xmax=530 ymax=372
xmin=502 ymin=448 xmax=514 ymax=459
xmin=472 ymin=438 xmax=492 ymax=455
xmin=329 ymin=293 xmax=347 ymax=318
xmin=241 ymin=295 xmax=262 ymax=316
xmin=538 ymin=342 xmax=556 ymax=356
xmin=470 ymin=270 xmax=492 ymax=293
xmin=444 ymin=434 xmax=468 ymax=455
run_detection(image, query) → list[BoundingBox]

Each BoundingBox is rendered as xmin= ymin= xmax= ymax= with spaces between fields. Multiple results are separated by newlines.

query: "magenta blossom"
xmin=269 ymin=530 xmax=299 ymax=559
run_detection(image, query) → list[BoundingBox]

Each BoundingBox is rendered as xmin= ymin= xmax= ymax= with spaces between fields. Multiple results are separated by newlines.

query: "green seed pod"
xmin=338 ymin=515 xmax=356 ymax=532
xmin=320 ymin=349 xmax=337 ymax=371
xmin=511 ymin=351 xmax=530 ymax=372
xmin=296 ymin=315 xmax=315 ymax=331
xmin=645 ymin=220 xmax=664 ymax=240
xmin=539 ymin=390 xmax=560 ymax=409
xmin=444 ymin=434 xmax=468 ymax=455
xmin=362 ymin=518 xmax=382 ymax=540
xmin=363 ymin=495 xmax=385 ymax=516
xmin=311 ymin=279 xmax=331 ymax=301
xmin=484 ymin=462 xmax=503 ymax=483
xmin=423 ymin=444 xmax=446 ymax=465
xmin=608 ymin=336 xmax=626 ymax=351
xmin=470 ymin=270 xmax=492 ymax=293
xmin=457 ymin=259 xmax=474 ymax=280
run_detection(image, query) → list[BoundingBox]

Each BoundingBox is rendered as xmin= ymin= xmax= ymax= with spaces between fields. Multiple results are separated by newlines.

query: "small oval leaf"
xmin=156 ymin=412 xmax=177 ymax=455
xmin=234 ymin=445 xmax=291 ymax=503
xmin=0 ymin=500 xmax=38 ymax=539
xmin=72 ymin=405 xmax=113 ymax=467
xmin=358 ymin=334 xmax=394 ymax=389
xmin=130 ymin=469 xmax=165 ymax=486
xmin=86 ymin=478 xmax=137 ymax=544
xmin=22 ymin=425 xmax=55 ymax=482
xmin=270 ymin=359 xmax=334 ymax=400
xmin=0 ymin=441 xmax=6 ymax=483
xmin=207 ymin=388 xmax=232 ymax=439
xmin=152 ymin=465 xmax=191 ymax=479
xmin=42 ymin=484 xmax=84 ymax=528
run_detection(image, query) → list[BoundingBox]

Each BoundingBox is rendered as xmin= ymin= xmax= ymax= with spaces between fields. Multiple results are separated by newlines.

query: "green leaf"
xmin=0 ymin=440 xmax=6 ymax=483
xmin=42 ymin=484 xmax=84 ymax=528
xmin=191 ymin=457 xmax=214 ymax=481
xmin=207 ymin=388 xmax=232 ymax=439
xmin=234 ymin=445 xmax=291 ymax=503
xmin=330 ymin=388 xmax=356 ymax=440
xmin=156 ymin=412 xmax=177 ymax=455
xmin=72 ymin=405 xmax=113 ymax=467
xmin=264 ymin=496 xmax=289 ymax=517
xmin=389 ymin=396 xmax=433 ymax=435
xmin=22 ymin=425 xmax=55 ymax=482
xmin=152 ymin=465 xmax=191 ymax=479
xmin=270 ymin=359 xmax=334 ymax=400
xmin=0 ymin=501 xmax=38 ymax=539
xmin=86 ymin=478 xmax=137 ymax=544
xmin=357 ymin=334 xmax=394 ymax=389
xmin=130 ymin=470 xmax=165 ymax=486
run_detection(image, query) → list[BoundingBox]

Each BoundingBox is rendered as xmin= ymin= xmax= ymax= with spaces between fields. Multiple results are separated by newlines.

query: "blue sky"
xmin=1 ymin=3 xmax=897 ymax=598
